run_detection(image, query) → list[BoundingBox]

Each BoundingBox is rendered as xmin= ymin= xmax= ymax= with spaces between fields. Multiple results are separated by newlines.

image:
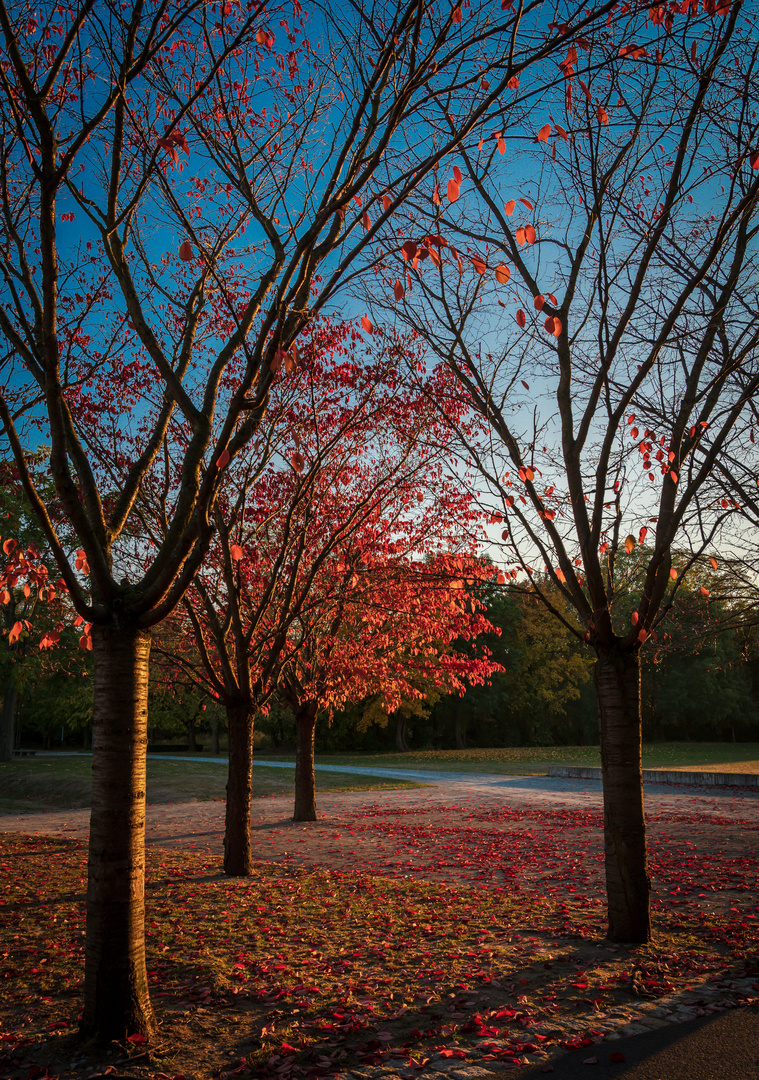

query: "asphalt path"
xmin=519 ymin=1005 xmax=759 ymax=1079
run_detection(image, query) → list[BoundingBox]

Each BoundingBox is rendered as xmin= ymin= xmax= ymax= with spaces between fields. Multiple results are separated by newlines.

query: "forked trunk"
xmin=0 ymin=677 xmax=17 ymax=762
xmin=81 ymin=625 xmax=156 ymax=1041
xmin=294 ymin=702 xmax=318 ymax=821
xmin=224 ymin=700 xmax=254 ymax=875
xmin=595 ymin=647 xmax=652 ymax=944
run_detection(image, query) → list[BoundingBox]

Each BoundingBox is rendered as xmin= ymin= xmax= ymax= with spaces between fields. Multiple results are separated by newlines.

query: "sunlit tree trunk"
xmin=224 ymin=700 xmax=254 ymax=875
xmin=81 ymin=625 xmax=156 ymax=1040
xmin=595 ymin=647 xmax=652 ymax=944
xmin=294 ymin=702 xmax=318 ymax=821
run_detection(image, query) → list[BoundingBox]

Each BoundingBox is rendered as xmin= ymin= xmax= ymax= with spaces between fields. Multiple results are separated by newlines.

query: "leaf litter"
xmin=1 ymin=789 xmax=758 ymax=1080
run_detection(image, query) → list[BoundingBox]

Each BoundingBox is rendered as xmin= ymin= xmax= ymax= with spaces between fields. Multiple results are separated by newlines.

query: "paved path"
xmin=519 ymin=1005 xmax=759 ymax=1079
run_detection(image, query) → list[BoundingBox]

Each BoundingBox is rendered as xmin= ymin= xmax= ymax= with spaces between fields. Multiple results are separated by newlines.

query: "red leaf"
xmin=516 ymin=227 xmax=526 ymax=245
xmin=710 ymin=556 xmax=718 ymax=570
xmin=670 ymin=567 xmax=678 ymax=579
xmin=534 ymin=294 xmax=545 ymax=310
xmin=382 ymin=194 xmax=392 ymax=211
xmin=216 ymin=448 xmax=230 ymax=469
xmin=453 ymin=165 xmax=463 ymax=184
xmin=507 ymin=75 xmax=519 ymax=89
xmin=504 ymin=199 xmax=515 ymax=215
xmin=495 ymin=263 xmax=511 ymax=284
xmin=179 ymin=240 xmax=193 ymax=261
xmin=452 ymin=5 xmax=463 ymax=22
xmin=127 ymin=1033 xmax=147 ymax=1045
xmin=700 ymin=586 xmax=710 ymax=597
xmin=471 ymin=254 xmax=486 ymax=274
xmin=402 ymin=240 xmax=418 ymax=261
xmin=597 ymin=105 xmax=609 ymax=126
xmin=537 ymin=123 xmax=551 ymax=142
xmin=292 ymin=452 xmax=305 ymax=473
xmin=519 ymin=197 xmax=534 ymax=210
xmin=360 ymin=315 xmax=373 ymax=332
xmin=2 ymin=538 xmax=16 ymax=554
xmin=393 ymin=279 xmax=405 ymax=301
xmin=230 ymin=544 xmax=243 ymax=562
xmin=525 ymin=224 xmax=536 ymax=244
xmin=447 ymin=179 xmax=460 ymax=202
xmin=631 ymin=611 xmax=639 ymax=626
xmin=751 ymin=151 xmax=759 ymax=170
xmin=516 ymin=309 xmax=526 ymax=328
xmin=608 ymin=1052 xmax=626 ymax=1063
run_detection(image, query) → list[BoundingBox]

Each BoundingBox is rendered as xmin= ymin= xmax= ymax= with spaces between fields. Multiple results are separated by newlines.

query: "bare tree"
xmin=374 ymin=2 xmax=759 ymax=941
xmin=0 ymin=0 xmax=637 ymax=1038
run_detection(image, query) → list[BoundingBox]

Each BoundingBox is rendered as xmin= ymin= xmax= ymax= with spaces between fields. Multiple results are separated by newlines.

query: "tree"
xmin=0 ymin=0 xmax=673 ymax=1037
xmin=376 ymin=3 xmax=759 ymax=941
xmin=155 ymin=323 xmax=491 ymax=843
xmin=281 ymin=550 xmax=502 ymax=819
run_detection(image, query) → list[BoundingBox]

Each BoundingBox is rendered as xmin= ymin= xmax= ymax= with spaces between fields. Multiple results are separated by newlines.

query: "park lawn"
xmin=0 ymin=831 xmax=756 ymax=1080
xmin=0 ymin=757 xmax=422 ymax=815
xmin=249 ymin=742 xmax=759 ymax=774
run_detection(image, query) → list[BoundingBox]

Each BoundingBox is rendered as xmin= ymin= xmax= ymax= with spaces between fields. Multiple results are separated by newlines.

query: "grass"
xmin=251 ymin=742 xmax=759 ymax=774
xmin=2 ymin=742 xmax=756 ymax=816
xmin=0 ymin=756 xmax=423 ymax=816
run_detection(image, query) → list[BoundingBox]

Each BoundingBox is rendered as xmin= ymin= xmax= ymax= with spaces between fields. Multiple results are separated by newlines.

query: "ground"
xmin=1 ymin=770 xmax=757 ymax=1080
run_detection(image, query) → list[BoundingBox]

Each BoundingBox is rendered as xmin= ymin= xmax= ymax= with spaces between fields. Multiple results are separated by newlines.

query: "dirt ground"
xmin=1 ymin=775 xmax=757 ymax=1080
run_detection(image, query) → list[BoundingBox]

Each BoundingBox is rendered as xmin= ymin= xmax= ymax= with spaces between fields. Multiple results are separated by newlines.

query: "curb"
xmin=546 ymin=765 xmax=759 ymax=788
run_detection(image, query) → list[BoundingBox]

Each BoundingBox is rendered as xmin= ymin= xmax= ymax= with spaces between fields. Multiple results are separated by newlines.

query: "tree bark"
xmin=212 ymin=712 xmax=220 ymax=754
xmin=224 ymin=700 xmax=254 ymax=875
xmin=453 ymin=703 xmax=466 ymax=750
xmin=294 ymin=703 xmax=318 ymax=821
xmin=595 ymin=647 xmax=652 ymax=944
xmin=81 ymin=625 xmax=156 ymax=1041
xmin=0 ymin=677 xmax=17 ymax=762
xmin=395 ymin=713 xmax=409 ymax=752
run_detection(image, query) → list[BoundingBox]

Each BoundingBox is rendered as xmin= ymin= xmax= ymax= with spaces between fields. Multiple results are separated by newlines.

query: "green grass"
xmin=258 ymin=741 xmax=759 ymax=774
xmin=2 ymin=742 xmax=756 ymax=815
xmin=0 ymin=756 xmax=423 ymax=815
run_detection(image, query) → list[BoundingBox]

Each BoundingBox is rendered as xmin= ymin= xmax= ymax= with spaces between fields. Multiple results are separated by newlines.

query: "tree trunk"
xmin=453 ymin=704 xmax=466 ymax=750
xmin=595 ymin=647 xmax=652 ymax=944
xmin=294 ymin=703 xmax=318 ymax=821
xmin=81 ymin=625 xmax=156 ymax=1041
xmin=395 ymin=713 xmax=409 ymax=752
xmin=212 ymin=712 xmax=220 ymax=754
xmin=224 ymin=700 xmax=254 ymax=875
xmin=187 ymin=716 xmax=198 ymax=752
xmin=0 ymin=677 xmax=17 ymax=762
